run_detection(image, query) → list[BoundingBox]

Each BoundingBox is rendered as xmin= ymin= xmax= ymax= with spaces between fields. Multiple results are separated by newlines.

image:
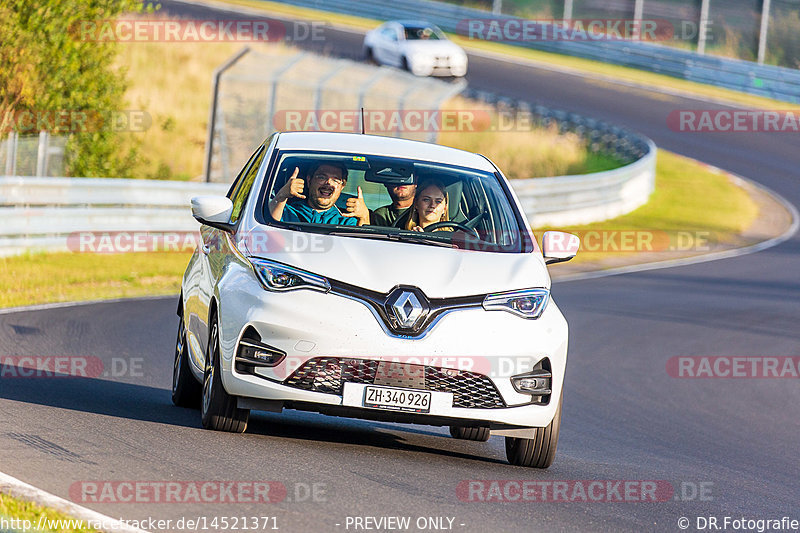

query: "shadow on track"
xmin=0 ymin=366 xmax=504 ymax=465
xmin=245 ymin=410 xmax=507 ymax=465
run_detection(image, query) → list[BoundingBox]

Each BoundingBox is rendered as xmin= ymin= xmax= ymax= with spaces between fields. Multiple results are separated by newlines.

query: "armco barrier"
xmin=277 ymin=0 xmax=800 ymax=103
xmin=0 ymin=177 xmax=228 ymax=256
xmin=516 ymin=138 xmax=657 ymax=227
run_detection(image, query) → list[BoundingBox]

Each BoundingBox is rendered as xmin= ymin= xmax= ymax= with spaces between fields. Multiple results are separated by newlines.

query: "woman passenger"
xmin=405 ymin=179 xmax=452 ymax=232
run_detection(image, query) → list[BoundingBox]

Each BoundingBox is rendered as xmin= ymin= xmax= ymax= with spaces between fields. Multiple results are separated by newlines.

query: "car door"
xmin=189 ymin=145 xmax=265 ymax=371
xmin=374 ymin=23 xmax=401 ymax=66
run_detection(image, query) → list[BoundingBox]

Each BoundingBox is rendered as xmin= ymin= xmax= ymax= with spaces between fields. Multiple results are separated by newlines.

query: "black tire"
xmin=505 ymin=396 xmax=562 ymax=468
xmin=201 ymin=317 xmax=249 ymax=433
xmin=363 ymin=46 xmax=375 ymax=63
xmin=401 ymin=56 xmax=410 ymax=71
xmin=449 ymin=426 xmax=490 ymax=442
xmin=172 ymin=314 xmax=201 ymax=408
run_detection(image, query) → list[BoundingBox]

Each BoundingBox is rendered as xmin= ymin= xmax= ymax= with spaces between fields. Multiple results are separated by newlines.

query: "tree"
xmin=0 ymin=0 xmax=152 ymax=177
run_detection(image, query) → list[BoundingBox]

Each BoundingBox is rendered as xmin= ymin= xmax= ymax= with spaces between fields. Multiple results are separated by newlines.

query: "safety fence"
xmin=0 ymin=132 xmax=66 ymax=178
xmin=206 ymin=46 xmax=467 ymax=183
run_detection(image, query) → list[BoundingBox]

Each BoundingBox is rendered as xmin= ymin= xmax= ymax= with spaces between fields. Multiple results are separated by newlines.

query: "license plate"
xmin=363 ymin=386 xmax=431 ymax=413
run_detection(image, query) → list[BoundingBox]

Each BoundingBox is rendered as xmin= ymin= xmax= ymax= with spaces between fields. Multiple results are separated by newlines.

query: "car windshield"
xmin=404 ymin=25 xmax=444 ymax=40
xmin=261 ymin=151 xmax=528 ymax=253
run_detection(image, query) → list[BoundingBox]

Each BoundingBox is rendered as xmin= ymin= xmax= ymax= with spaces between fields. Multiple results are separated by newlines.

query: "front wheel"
xmin=201 ymin=318 xmax=249 ymax=432
xmin=505 ymin=396 xmax=562 ymax=468
xmin=363 ymin=45 xmax=375 ymax=63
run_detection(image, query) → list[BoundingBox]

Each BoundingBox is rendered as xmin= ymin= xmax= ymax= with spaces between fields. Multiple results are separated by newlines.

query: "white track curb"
xmin=0 ymin=472 xmax=149 ymax=533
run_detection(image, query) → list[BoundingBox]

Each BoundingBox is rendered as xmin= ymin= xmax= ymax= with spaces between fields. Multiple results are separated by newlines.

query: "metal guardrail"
xmin=0 ymin=177 xmax=228 ymax=256
xmin=278 ymin=0 xmax=800 ymax=103
xmin=515 ymin=139 xmax=657 ymax=227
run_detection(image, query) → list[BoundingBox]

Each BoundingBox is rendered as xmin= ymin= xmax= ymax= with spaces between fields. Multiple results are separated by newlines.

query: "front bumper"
xmin=212 ymin=269 xmax=567 ymax=429
xmin=410 ymin=57 xmax=468 ymax=77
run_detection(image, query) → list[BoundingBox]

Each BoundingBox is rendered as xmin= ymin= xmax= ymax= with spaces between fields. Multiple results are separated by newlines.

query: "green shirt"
xmin=371 ymin=205 xmax=410 ymax=227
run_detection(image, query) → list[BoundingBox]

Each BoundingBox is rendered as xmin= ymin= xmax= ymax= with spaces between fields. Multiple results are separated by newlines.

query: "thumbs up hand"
xmin=343 ymin=186 xmax=370 ymax=225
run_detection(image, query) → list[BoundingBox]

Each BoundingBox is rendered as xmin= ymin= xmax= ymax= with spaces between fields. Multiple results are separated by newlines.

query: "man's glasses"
xmin=311 ymin=173 xmax=344 ymax=186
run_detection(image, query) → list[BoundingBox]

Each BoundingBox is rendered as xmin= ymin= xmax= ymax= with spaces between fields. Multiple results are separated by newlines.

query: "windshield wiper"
xmin=328 ymin=229 xmax=456 ymax=248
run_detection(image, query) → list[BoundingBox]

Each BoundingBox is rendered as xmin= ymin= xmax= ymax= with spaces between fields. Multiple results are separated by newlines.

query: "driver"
xmin=405 ymin=179 xmax=452 ymax=232
xmin=268 ymin=162 xmax=370 ymax=226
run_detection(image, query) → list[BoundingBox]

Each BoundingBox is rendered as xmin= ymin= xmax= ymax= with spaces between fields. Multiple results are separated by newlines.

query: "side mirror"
xmin=191 ymin=196 xmax=234 ymax=233
xmin=542 ymin=231 xmax=580 ymax=265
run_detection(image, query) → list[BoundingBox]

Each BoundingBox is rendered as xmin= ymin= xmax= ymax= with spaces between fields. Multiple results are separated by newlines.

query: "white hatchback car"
xmin=174 ymin=132 xmax=577 ymax=468
xmin=363 ymin=20 xmax=468 ymax=77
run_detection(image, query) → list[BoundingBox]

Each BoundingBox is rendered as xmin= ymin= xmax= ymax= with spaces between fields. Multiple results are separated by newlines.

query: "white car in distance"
xmin=175 ymin=131 xmax=578 ymax=468
xmin=363 ymin=20 xmax=468 ymax=77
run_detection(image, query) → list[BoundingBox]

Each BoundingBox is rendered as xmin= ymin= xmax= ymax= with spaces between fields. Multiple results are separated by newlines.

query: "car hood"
xmin=242 ymin=226 xmax=549 ymax=297
xmin=401 ymin=40 xmax=464 ymax=57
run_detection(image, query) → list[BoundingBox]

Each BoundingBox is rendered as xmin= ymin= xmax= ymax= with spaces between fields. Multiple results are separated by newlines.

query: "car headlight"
xmin=250 ymin=258 xmax=330 ymax=293
xmin=482 ymin=289 xmax=550 ymax=319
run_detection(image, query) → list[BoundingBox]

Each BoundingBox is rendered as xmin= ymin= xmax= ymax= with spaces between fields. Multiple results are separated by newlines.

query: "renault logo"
xmin=388 ymin=290 xmax=425 ymax=329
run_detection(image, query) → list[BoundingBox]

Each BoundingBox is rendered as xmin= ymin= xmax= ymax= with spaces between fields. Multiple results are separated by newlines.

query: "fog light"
xmin=511 ymin=369 xmax=552 ymax=395
xmin=236 ymin=340 xmax=286 ymax=367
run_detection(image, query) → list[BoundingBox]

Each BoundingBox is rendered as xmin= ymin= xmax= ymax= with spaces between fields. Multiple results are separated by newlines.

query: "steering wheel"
xmin=424 ymin=221 xmax=480 ymax=238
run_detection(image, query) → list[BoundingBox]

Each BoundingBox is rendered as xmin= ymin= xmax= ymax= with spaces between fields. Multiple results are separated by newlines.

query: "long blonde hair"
xmin=406 ymin=179 xmax=450 ymax=231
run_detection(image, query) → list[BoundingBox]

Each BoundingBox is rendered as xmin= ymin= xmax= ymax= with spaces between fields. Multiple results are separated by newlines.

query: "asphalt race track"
xmin=0 ymin=2 xmax=798 ymax=532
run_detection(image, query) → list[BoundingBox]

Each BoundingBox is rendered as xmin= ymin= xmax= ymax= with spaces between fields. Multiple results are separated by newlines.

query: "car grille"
xmin=283 ymin=357 xmax=506 ymax=409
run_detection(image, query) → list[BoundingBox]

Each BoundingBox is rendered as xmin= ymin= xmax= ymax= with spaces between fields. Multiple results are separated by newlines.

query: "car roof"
xmin=273 ymin=132 xmax=497 ymax=173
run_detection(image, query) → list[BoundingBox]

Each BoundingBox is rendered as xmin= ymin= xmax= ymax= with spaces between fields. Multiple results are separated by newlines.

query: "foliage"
xmin=0 ymin=0 xmax=153 ymax=177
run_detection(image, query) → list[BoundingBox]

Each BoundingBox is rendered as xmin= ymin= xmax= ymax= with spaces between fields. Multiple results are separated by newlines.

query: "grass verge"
xmin=116 ymin=39 xmax=243 ymax=180
xmin=0 ymin=151 xmax=759 ymax=309
xmin=207 ymin=0 xmax=793 ymax=110
xmin=0 ymin=251 xmax=190 ymax=309
xmin=0 ymin=493 xmax=100 ymax=533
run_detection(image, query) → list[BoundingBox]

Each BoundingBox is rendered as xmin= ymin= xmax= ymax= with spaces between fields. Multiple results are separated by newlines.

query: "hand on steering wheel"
xmin=423 ymin=221 xmax=480 ymax=238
